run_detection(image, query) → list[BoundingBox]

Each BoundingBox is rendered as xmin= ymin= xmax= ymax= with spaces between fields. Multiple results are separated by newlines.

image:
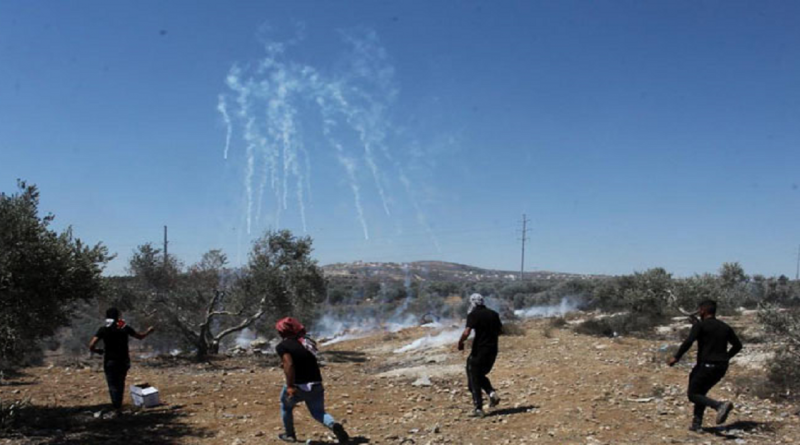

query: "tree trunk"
xmin=196 ymin=339 xmax=209 ymax=362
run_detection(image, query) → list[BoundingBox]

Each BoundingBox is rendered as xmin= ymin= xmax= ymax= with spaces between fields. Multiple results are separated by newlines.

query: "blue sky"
xmin=1 ymin=1 xmax=798 ymax=277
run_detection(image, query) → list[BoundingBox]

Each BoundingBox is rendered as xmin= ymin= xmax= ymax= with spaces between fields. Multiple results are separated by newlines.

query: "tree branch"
xmin=208 ymin=310 xmax=245 ymax=317
xmin=211 ymin=296 xmax=267 ymax=342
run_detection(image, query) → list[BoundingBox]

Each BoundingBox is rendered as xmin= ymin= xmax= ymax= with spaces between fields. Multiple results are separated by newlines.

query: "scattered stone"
xmin=412 ymin=375 xmax=432 ymax=387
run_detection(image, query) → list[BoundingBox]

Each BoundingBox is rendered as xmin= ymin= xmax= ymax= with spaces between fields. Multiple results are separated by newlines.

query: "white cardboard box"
xmin=130 ymin=383 xmax=160 ymax=408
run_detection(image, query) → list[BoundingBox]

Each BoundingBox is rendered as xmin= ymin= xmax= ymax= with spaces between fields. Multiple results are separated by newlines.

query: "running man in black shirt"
xmin=88 ymin=308 xmax=154 ymax=416
xmin=457 ymin=293 xmax=502 ymax=418
xmin=668 ymin=300 xmax=742 ymax=431
xmin=275 ymin=317 xmax=349 ymax=444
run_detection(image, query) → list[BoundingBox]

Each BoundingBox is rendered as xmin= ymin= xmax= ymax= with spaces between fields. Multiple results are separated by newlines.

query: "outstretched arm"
xmin=132 ymin=326 xmax=155 ymax=340
xmin=668 ymin=323 xmax=700 ymax=366
xmin=457 ymin=327 xmax=472 ymax=351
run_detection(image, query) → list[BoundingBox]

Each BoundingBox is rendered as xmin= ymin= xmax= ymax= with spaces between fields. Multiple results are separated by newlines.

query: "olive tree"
xmin=758 ymin=305 xmax=800 ymax=397
xmin=0 ymin=181 xmax=110 ymax=369
xmin=240 ymin=230 xmax=327 ymax=334
xmin=126 ymin=230 xmax=325 ymax=360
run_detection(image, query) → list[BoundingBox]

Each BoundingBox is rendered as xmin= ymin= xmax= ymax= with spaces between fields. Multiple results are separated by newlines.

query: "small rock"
xmin=412 ymin=375 xmax=431 ymax=387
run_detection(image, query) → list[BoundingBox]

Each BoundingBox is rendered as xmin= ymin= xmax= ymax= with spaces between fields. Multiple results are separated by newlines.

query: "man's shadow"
xmin=703 ymin=420 xmax=775 ymax=439
xmin=487 ymin=405 xmax=538 ymax=417
xmin=306 ymin=436 xmax=370 ymax=444
xmin=3 ymin=402 xmax=210 ymax=445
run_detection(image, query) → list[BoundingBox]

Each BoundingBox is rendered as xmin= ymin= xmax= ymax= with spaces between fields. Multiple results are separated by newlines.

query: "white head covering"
xmin=468 ymin=293 xmax=485 ymax=313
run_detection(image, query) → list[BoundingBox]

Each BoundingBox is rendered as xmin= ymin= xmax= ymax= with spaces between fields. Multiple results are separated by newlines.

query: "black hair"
xmin=698 ymin=299 xmax=717 ymax=315
xmin=106 ymin=307 xmax=120 ymax=321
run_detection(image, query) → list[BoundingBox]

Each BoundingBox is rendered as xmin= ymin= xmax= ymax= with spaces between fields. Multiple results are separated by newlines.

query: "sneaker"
xmin=332 ymin=422 xmax=349 ymax=444
xmin=489 ymin=392 xmax=501 ymax=408
xmin=468 ymin=409 xmax=486 ymax=418
xmin=278 ymin=433 xmax=297 ymax=443
xmin=716 ymin=401 xmax=734 ymax=425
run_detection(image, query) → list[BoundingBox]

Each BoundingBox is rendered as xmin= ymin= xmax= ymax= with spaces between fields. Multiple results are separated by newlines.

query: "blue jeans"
xmin=280 ymin=384 xmax=336 ymax=437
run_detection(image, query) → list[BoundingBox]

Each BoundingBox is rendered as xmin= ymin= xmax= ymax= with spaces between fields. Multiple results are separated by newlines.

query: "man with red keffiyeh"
xmin=275 ymin=317 xmax=349 ymax=444
xmin=88 ymin=308 xmax=154 ymax=417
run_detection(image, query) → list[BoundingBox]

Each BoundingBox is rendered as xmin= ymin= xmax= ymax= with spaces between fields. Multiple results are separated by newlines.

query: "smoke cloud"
xmin=513 ymin=297 xmax=579 ymax=319
xmin=218 ymin=25 xmax=440 ymax=241
xmin=393 ymin=328 xmax=461 ymax=354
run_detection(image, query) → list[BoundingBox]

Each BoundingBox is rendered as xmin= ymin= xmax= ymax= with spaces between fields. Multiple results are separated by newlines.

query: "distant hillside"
xmin=322 ymin=260 xmax=594 ymax=283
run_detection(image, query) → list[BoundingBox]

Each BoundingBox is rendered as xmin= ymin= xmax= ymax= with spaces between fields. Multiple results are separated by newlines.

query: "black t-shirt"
xmin=276 ymin=338 xmax=323 ymax=385
xmin=675 ymin=318 xmax=743 ymax=364
xmin=95 ymin=324 xmax=136 ymax=364
xmin=466 ymin=306 xmax=502 ymax=352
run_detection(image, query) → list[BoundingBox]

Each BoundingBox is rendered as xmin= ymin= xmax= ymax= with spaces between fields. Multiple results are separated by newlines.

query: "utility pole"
xmin=796 ymin=244 xmax=799 ymax=281
xmin=163 ymin=225 xmax=169 ymax=269
xmin=519 ymin=214 xmax=530 ymax=280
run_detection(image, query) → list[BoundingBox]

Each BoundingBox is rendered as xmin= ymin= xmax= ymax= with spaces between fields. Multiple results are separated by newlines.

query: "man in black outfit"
xmin=668 ymin=299 xmax=742 ymax=432
xmin=88 ymin=308 xmax=154 ymax=416
xmin=457 ymin=293 xmax=502 ymax=418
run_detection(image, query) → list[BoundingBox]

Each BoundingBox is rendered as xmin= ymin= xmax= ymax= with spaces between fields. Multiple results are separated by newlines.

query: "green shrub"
xmin=757 ymin=305 xmax=800 ymax=400
xmin=575 ymin=311 xmax=669 ymax=338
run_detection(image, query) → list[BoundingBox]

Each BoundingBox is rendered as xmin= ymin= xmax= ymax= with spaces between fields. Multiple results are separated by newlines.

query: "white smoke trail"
xmin=217 ymin=95 xmax=233 ymax=160
xmin=300 ymin=141 xmax=313 ymax=205
xmin=317 ymin=93 xmax=371 ymax=239
xmin=333 ymin=41 xmax=394 ymax=218
xmin=335 ymin=151 xmax=369 ymax=239
xmin=320 ymin=83 xmax=393 ymax=219
xmin=243 ymin=119 xmax=256 ymax=234
xmin=225 ymin=67 xmax=256 ymax=234
xmin=255 ymin=150 xmax=269 ymax=227
xmin=513 ymin=297 xmax=579 ymax=319
xmin=315 ymin=311 xmax=425 ymax=346
xmin=363 ymin=141 xmax=391 ymax=216
xmin=220 ymin=26 xmax=442 ymax=241
xmin=394 ymin=329 xmax=461 ymax=354
xmin=281 ymin=118 xmax=293 ymax=211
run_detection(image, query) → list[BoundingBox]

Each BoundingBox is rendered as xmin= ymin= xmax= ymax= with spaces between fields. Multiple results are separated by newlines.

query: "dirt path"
xmin=2 ymin=318 xmax=798 ymax=444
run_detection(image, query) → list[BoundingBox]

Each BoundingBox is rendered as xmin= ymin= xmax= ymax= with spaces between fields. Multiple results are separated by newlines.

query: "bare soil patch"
xmin=2 ymin=316 xmax=798 ymax=444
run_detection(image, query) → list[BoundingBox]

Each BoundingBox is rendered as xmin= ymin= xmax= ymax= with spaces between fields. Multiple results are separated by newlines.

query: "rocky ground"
xmin=1 ymin=314 xmax=798 ymax=445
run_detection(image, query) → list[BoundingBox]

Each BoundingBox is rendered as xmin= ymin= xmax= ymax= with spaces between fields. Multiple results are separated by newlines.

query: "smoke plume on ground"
xmin=514 ymin=297 xmax=579 ymax=319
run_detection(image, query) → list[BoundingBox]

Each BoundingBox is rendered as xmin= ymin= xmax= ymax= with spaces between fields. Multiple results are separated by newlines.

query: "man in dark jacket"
xmin=668 ymin=300 xmax=742 ymax=431
xmin=457 ymin=293 xmax=502 ymax=418
xmin=88 ymin=308 xmax=154 ymax=416
xmin=275 ymin=317 xmax=349 ymax=444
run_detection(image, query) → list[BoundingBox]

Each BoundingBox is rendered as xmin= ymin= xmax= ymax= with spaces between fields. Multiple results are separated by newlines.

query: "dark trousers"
xmin=688 ymin=362 xmax=727 ymax=420
xmin=467 ymin=348 xmax=497 ymax=410
xmin=104 ymin=360 xmax=130 ymax=410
